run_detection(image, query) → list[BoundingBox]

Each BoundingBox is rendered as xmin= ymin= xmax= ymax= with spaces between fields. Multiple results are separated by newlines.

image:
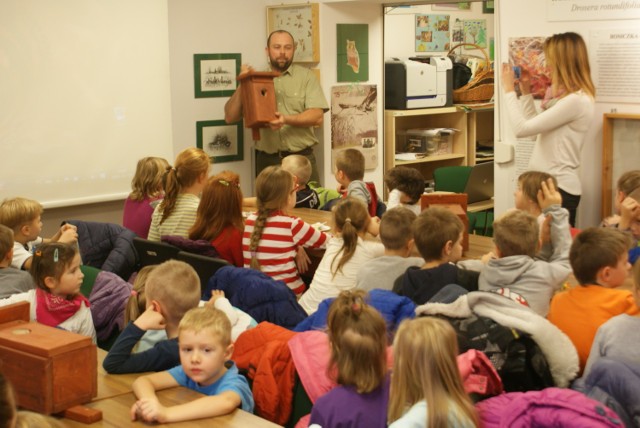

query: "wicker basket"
xmin=448 ymin=43 xmax=494 ymax=104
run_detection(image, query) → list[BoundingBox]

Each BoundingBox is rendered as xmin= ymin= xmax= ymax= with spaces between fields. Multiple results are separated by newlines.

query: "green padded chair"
xmin=433 ymin=166 xmax=472 ymax=193
xmin=433 ymin=165 xmax=493 ymax=236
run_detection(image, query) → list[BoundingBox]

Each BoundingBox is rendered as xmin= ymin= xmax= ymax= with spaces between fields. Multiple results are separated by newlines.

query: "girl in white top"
xmin=147 ymin=148 xmax=210 ymax=241
xmin=299 ymin=197 xmax=383 ymax=315
xmin=0 ymin=242 xmax=96 ymax=343
xmin=388 ymin=317 xmax=478 ymax=428
xmin=502 ymin=32 xmax=595 ymax=226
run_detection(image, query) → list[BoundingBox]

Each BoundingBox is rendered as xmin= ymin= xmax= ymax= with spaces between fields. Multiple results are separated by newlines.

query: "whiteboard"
xmin=0 ymin=0 xmax=173 ymax=208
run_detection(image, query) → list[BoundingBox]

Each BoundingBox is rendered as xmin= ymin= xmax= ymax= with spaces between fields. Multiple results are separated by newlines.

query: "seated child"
xmin=333 ymin=148 xmax=382 ymax=217
xmin=393 ymin=206 xmax=479 ymax=305
xmin=0 ymin=197 xmax=77 ymax=270
xmin=130 ymin=306 xmax=254 ymax=423
xmin=103 ymin=260 xmax=201 ymax=373
xmin=126 ymin=266 xmax=254 ymax=354
xmin=282 ymin=154 xmax=320 ymax=209
xmin=189 ymin=171 xmax=244 ymax=267
xmin=514 ymin=171 xmax=558 ymax=222
xmin=148 ymin=148 xmax=210 ymax=241
xmin=548 ymin=227 xmax=640 ymax=371
xmin=0 ymin=225 xmax=35 ymax=299
xmin=583 ymin=259 xmax=640 ymax=377
xmin=479 ymin=179 xmax=572 ymax=316
xmin=123 ymin=156 xmax=169 ymax=238
xmin=308 ymin=291 xmax=389 ymax=428
xmin=0 ymin=242 xmax=95 ymax=342
xmin=356 ymin=207 xmax=423 ymax=292
xmin=243 ymin=166 xmax=328 ymax=295
xmin=299 ymin=198 xmax=384 ymax=315
xmin=601 ymin=169 xmax=640 ymax=232
xmin=388 ymin=317 xmax=478 ymax=427
xmin=384 ymin=166 xmax=424 ymax=215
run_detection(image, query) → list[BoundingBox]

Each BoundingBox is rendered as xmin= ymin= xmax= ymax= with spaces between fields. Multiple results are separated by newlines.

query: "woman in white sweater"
xmin=502 ymin=32 xmax=595 ymax=226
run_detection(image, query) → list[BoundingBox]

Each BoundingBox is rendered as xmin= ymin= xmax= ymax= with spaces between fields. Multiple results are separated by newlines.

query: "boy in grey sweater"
xmin=478 ymin=178 xmax=572 ymax=316
xmin=356 ymin=207 xmax=423 ymax=291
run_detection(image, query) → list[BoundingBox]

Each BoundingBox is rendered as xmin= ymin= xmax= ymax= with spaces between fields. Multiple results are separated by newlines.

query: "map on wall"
xmin=415 ymin=14 xmax=451 ymax=52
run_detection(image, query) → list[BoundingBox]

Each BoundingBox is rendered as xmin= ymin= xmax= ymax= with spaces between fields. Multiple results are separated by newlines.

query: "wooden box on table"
xmin=238 ymin=70 xmax=280 ymax=140
xmin=0 ymin=302 xmax=97 ymax=414
xmin=421 ymin=193 xmax=469 ymax=251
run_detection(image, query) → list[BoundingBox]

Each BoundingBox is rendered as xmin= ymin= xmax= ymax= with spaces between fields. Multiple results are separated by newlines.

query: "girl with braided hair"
xmin=242 ymin=166 xmax=328 ymax=295
xmin=299 ymin=197 xmax=383 ymax=314
xmin=308 ymin=290 xmax=390 ymax=428
xmin=147 ymin=148 xmax=210 ymax=241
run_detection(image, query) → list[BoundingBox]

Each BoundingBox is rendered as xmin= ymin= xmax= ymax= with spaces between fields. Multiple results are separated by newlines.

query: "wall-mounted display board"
xmin=602 ymin=113 xmax=640 ymax=218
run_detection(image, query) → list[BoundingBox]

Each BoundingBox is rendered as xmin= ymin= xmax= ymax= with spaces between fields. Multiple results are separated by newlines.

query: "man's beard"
xmin=270 ymin=56 xmax=292 ymax=73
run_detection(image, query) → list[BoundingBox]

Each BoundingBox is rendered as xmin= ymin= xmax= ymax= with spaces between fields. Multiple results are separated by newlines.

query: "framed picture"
xmin=432 ymin=2 xmax=471 ymax=11
xmin=483 ymin=1 xmax=495 ymax=13
xmin=196 ymin=120 xmax=243 ymax=163
xmin=266 ymin=3 xmax=320 ymax=63
xmin=337 ymin=24 xmax=368 ymax=82
xmin=193 ymin=53 xmax=240 ymax=98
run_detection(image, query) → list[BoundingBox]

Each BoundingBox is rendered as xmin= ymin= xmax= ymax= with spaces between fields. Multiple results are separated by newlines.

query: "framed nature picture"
xmin=196 ymin=120 xmax=243 ymax=163
xmin=415 ymin=14 xmax=451 ymax=52
xmin=193 ymin=53 xmax=240 ymax=98
xmin=266 ymin=3 xmax=320 ymax=63
xmin=337 ymin=24 xmax=368 ymax=82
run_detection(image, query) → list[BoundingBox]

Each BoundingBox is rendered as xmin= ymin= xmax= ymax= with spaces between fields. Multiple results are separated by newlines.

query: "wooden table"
xmin=61 ymin=388 xmax=281 ymax=427
xmin=95 ymin=349 xmax=146 ymax=401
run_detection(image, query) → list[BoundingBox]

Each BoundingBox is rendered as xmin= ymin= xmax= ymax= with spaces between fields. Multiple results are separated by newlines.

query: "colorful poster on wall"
xmin=415 ymin=14 xmax=451 ymax=52
xmin=337 ymin=24 xmax=368 ymax=82
xmin=452 ymin=18 xmax=464 ymax=43
xmin=463 ymin=19 xmax=487 ymax=48
xmin=331 ymin=84 xmax=378 ymax=170
xmin=508 ymin=37 xmax=550 ymax=99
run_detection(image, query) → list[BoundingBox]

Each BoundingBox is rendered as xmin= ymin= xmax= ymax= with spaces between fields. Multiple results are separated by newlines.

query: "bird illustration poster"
xmin=415 ymin=14 xmax=451 ymax=53
xmin=337 ymin=24 xmax=369 ymax=82
xmin=331 ymin=84 xmax=378 ymax=170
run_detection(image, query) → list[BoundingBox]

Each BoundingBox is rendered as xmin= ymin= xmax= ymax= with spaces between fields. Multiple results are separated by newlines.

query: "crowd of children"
xmin=1 ymin=145 xmax=639 ymax=426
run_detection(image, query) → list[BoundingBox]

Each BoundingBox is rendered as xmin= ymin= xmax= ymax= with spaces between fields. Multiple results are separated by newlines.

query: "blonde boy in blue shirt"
xmin=131 ymin=306 xmax=253 ymax=423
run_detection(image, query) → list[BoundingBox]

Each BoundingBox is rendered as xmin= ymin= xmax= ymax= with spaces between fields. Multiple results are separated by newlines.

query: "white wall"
xmin=167 ymin=0 xmax=268 ymax=197
xmin=496 ymin=0 xmax=640 ymax=228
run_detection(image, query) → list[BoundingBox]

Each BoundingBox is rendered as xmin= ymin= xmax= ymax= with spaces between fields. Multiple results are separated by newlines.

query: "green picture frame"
xmin=483 ymin=1 xmax=495 ymax=14
xmin=196 ymin=120 xmax=243 ymax=163
xmin=193 ymin=53 xmax=240 ymax=98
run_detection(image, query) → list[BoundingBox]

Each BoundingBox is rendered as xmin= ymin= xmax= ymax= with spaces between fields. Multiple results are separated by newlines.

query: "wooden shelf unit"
xmin=384 ymin=107 xmax=468 ymax=183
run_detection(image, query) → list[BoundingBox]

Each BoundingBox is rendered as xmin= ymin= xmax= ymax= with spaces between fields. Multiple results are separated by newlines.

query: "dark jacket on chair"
xmin=203 ymin=266 xmax=307 ymax=329
xmin=65 ymin=220 xmax=137 ymax=280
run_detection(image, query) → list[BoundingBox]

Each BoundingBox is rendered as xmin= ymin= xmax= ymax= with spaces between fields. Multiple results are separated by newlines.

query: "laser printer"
xmin=385 ymin=56 xmax=453 ymax=109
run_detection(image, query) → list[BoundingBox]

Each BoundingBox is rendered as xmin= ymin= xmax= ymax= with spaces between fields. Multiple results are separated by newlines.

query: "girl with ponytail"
xmin=147 ymin=148 xmax=210 ymax=241
xmin=242 ymin=166 xmax=328 ymax=295
xmin=308 ymin=290 xmax=390 ymax=428
xmin=299 ymin=197 xmax=383 ymax=315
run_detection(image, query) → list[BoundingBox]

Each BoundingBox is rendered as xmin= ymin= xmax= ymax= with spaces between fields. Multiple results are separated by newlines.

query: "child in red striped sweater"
xmin=242 ymin=166 xmax=329 ymax=295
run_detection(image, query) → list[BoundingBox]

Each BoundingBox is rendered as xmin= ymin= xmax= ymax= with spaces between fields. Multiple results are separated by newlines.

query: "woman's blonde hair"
xmin=330 ymin=198 xmax=370 ymax=279
xmin=158 ymin=148 xmax=210 ymax=225
xmin=327 ymin=290 xmax=387 ymax=394
xmin=189 ymin=171 xmax=244 ymax=242
xmin=124 ymin=265 xmax=156 ymax=325
xmin=544 ymin=32 xmax=595 ymax=98
xmin=129 ymin=157 xmax=170 ymax=201
xmin=388 ymin=317 xmax=478 ymax=428
xmin=248 ymin=166 xmax=294 ymax=270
